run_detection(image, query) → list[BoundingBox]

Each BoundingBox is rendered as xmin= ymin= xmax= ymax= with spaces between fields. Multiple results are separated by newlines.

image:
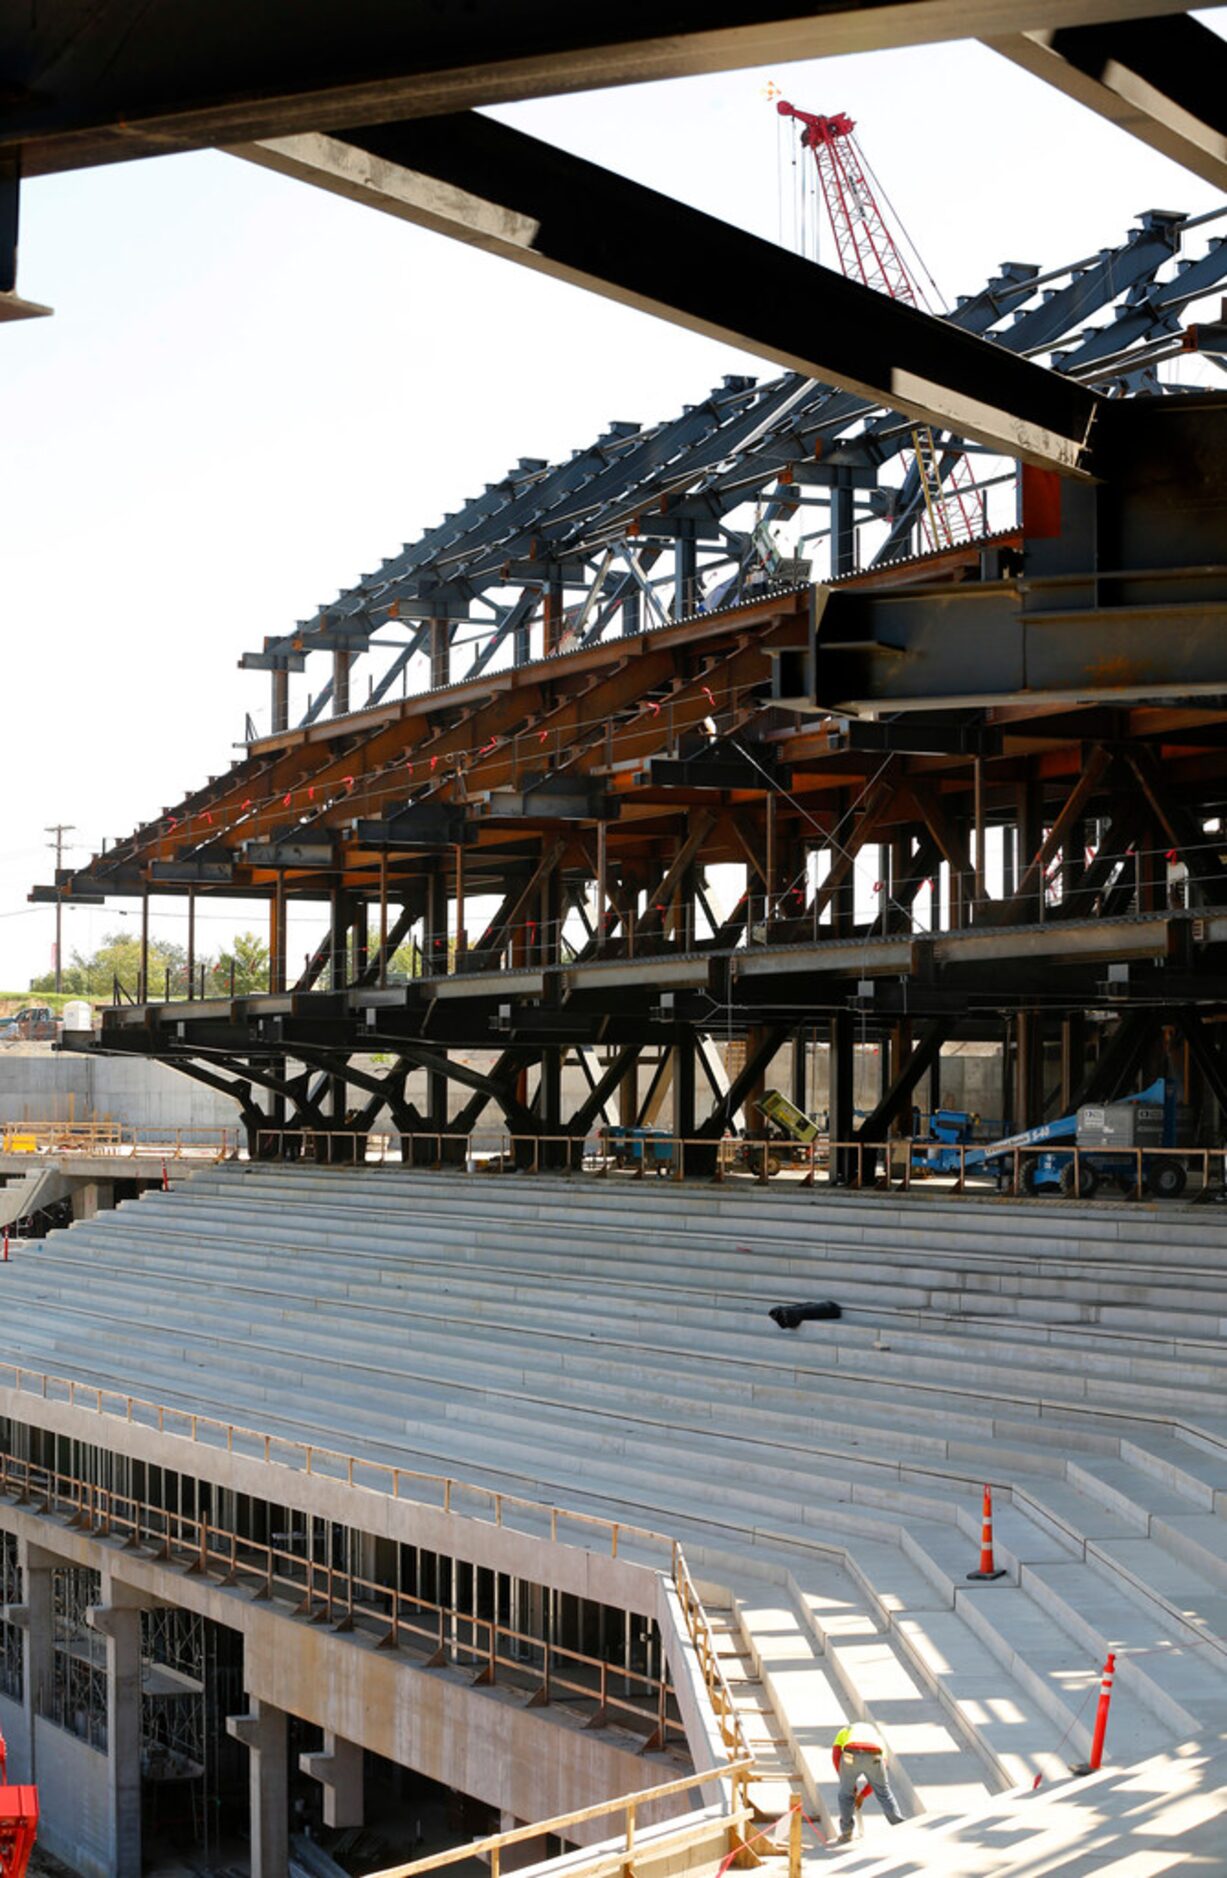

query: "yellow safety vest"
xmin=835 ymin=1722 xmax=886 ymax=1756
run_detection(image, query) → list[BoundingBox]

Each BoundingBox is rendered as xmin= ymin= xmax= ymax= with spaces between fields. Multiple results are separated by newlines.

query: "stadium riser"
xmin=1 ymin=1164 xmax=1225 ymax=1829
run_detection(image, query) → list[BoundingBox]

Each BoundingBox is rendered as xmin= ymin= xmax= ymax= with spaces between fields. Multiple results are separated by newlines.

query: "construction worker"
xmin=831 ymin=1718 xmax=904 ymax=1843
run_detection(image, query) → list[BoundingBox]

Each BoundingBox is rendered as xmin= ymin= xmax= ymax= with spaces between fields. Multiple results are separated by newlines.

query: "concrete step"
xmin=15 ymin=1235 xmax=1227 ymax=1422
xmin=1021 ymin=1559 xmax=1227 ymax=1733
xmin=734 ymin=1580 xmax=997 ymax=1821
xmin=106 ymin=1187 xmax=1227 ymax=1320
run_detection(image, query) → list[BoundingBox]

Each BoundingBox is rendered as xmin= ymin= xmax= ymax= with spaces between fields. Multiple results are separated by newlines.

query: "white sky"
xmin=1 ymin=22 xmax=1225 ymax=986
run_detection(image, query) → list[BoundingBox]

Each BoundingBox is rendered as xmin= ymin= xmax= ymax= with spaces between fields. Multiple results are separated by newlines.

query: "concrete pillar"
xmin=228 ymin=1698 xmax=288 ymax=1878
xmin=299 ymin=1731 xmax=363 ymax=1828
xmin=75 ymin=1180 xmax=115 ymax=1221
xmin=4 ymin=1540 xmax=59 ymax=1780
xmin=88 ymin=1582 xmax=145 ymax=1878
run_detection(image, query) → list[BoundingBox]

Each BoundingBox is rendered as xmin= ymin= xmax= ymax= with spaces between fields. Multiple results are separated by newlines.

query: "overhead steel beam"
xmin=3 ymin=1 xmax=1199 ymax=178
xmin=797 ymin=585 xmax=1227 ymax=711
xmin=237 ymin=116 xmax=1100 ymax=472
xmin=990 ymin=15 xmax=1227 ymax=193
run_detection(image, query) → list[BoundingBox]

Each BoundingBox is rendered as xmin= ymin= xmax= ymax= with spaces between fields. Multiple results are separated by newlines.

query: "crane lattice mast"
xmin=778 ymin=100 xmax=986 ymax=553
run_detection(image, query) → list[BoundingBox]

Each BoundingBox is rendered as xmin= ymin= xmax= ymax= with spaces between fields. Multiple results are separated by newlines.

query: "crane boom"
xmin=777 ymin=100 xmax=986 ymax=553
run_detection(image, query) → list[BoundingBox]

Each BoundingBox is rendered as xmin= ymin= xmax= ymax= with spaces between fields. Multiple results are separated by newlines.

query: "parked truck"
xmin=0 ymin=1006 xmax=59 ymax=1043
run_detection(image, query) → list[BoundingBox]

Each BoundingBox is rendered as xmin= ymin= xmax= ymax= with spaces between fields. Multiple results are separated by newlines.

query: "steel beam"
xmin=3 ymin=2 xmax=1197 ymax=178
xmin=239 ymin=118 xmax=1099 ymax=472
xmin=800 ymin=589 xmax=1227 ymax=714
xmin=990 ymin=16 xmax=1227 ymax=193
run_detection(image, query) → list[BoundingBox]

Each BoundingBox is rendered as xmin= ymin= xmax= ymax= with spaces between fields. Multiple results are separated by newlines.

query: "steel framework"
xmin=28 ymin=199 xmax=1227 ymax=1164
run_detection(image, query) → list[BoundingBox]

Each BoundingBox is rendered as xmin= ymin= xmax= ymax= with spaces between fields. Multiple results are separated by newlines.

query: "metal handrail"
xmin=8 ymin=1115 xmax=1217 ymax=1199
xmin=0 ymin=1449 xmax=688 ymax=1742
xmin=240 ymin=1124 xmax=1227 ymax=1199
xmin=0 ymin=1441 xmax=755 ymax=1878
xmin=0 ymin=1357 xmax=675 ymax=1563
xmin=0 ymin=1121 xmax=238 ymax=1160
xmin=363 ymin=1761 xmax=755 ymax=1878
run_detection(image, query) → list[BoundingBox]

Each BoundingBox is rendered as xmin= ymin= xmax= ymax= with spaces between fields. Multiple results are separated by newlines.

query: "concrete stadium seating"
xmin=1 ymin=1166 xmax=1225 ymax=1867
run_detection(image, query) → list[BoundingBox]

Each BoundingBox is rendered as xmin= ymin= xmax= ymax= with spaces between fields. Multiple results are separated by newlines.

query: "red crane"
xmin=777 ymin=100 xmax=986 ymax=553
xmin=0 ymin=1731 xmax=38 ymax=1878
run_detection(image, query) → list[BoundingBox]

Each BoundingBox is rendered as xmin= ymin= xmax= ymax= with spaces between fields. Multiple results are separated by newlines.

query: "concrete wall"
xmin=0 ymin=1687 xmax=26 ymax=1780
xmin=0 ymin=1499 xmax=698 ymax=1868
xmin=31 ymin=1714 xmax=109 ymax=1878
xmin=0 ymin=1052 xmax=239 ymax=1133
xmin=0 ymin=1380 xmax=665 ymax=1621
xmin=0 ymin=1041 xmax=1004 ymax=1142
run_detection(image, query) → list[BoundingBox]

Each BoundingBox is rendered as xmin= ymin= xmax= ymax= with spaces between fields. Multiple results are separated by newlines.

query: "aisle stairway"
xmin=1 ymin=1166 xmax=1225 ymax=1870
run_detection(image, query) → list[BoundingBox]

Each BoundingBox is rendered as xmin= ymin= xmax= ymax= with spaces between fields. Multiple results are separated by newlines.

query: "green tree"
xmin=388 ymin=939 xmax=423 ymax=981
xmin=211 ymin=932 xmax=270 ymax=996
xmin=31 ymin=930 xmax=187 ymax=1000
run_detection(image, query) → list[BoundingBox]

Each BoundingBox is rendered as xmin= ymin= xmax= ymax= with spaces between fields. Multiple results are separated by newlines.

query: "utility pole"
xmin=45 ymin=824 xmax=75 ymax=994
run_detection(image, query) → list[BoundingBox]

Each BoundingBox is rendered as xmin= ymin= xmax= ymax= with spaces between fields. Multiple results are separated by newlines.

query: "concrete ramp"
xmin=0 ymin=1163 xmax=76 ymax=1227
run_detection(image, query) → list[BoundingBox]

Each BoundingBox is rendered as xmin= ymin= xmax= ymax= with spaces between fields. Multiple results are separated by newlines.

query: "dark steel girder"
xmin=991 ymin=14 xmax=1227 ymax=194
xmin=805 ymin=588 xmax=1227 ymax=713
xmin=2 ymin=2 xmax=1197 ymax=178
xmin=240 ymin=115 xmax=1100 ymax=473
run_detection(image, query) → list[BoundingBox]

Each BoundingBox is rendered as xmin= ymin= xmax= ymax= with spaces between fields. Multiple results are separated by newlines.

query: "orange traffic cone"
xmin=967 ymin=1484 xmax=1007 ymax=1581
